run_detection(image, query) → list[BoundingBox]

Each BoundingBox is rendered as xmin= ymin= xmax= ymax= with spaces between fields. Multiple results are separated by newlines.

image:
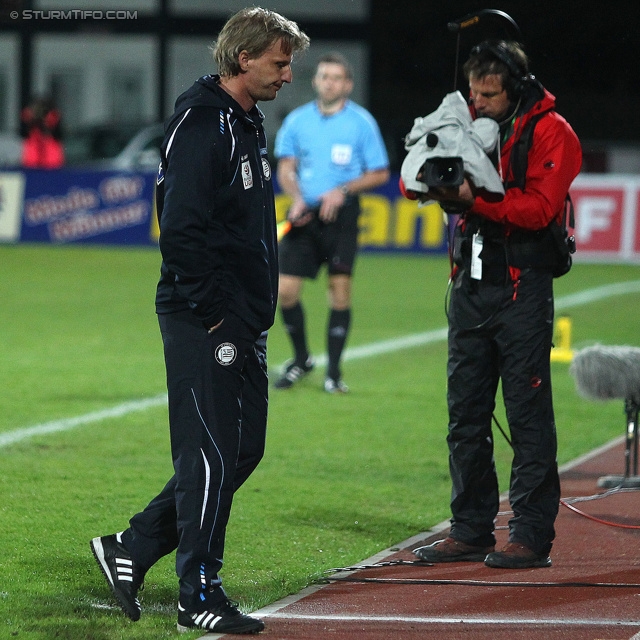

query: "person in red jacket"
xmin=412 ymin=40 xmax=582 ymax=569
xmin=20 ymin=96 xmax=65 ymax=169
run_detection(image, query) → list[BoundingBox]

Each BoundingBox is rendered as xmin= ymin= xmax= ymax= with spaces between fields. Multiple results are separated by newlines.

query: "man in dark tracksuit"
xmin=90 ymin=8 xmax=309 ymax=635
xmin=412 ymin=40 xmax=582 ymax=568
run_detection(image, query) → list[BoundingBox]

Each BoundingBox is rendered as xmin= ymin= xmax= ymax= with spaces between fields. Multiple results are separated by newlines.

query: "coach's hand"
xmin=208 ymin=319 xmax=224 ymax=334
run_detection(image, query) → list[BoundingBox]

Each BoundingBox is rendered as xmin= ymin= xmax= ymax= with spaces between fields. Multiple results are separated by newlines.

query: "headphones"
xmin=470 ymin=41 xmax=529 ymax=98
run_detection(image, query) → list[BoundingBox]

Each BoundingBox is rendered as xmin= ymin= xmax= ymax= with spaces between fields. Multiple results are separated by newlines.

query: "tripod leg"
xmin=633 ymin=403 xmax=639 ymax=477
xmin=624 ymin=400 xmax=633 ymax=479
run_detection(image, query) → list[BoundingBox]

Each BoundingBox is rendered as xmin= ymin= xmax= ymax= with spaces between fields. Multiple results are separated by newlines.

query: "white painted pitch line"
xmin=0 ymin=393 xmax=167 ymax=448
xmin=2 ymin=279 xmax=640 ymax=449
xmin=260 ymin=612 xmax=640 ymax=628
xmin=314 ymin=278 xmax=640 ymax=368
xmin=555 ymin=279 xmax=640 ymax=311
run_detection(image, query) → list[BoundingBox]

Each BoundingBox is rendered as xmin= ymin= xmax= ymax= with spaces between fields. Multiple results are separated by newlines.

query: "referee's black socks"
xmin=327 ymin=308 xmax=351 ymax=381
xmin=281 ymin=302 xmax=310 ymax=366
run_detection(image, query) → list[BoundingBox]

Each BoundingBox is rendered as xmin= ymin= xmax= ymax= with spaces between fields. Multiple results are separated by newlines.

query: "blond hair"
xmin=212 ymin=7 xmax=310 ymax=77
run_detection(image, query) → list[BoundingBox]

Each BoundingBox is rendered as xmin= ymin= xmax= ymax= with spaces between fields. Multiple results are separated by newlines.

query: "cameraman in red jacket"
xmin=414 ymin=40 xmax=582 ymax=569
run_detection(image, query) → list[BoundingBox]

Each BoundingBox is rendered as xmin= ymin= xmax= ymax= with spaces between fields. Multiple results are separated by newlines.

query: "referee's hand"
xmin=318 ymin=187 xmax=345 ymax=223
xmin=287 ymin=199 xmax=314 ymax=226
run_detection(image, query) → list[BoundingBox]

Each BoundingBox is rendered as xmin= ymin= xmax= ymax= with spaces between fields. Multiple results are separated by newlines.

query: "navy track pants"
xmin=122 ymin=309 xmax=268 ymax=612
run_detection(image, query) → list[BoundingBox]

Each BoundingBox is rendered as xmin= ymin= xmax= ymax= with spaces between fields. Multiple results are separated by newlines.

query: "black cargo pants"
xmin=122 ymin=309 xmax=268 ymax=613
xmin=446 ymin=266 xmax=560 ymax=555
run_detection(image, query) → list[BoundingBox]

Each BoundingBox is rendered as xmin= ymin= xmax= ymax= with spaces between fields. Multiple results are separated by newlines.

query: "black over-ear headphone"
xmin=470 ymin=41 xmax=528 ymax=98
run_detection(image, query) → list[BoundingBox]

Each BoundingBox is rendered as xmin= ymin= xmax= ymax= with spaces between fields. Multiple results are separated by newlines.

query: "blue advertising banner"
xmin=7 ymin=169 xmax=637 ymax=262
xmin=9 ymin=168 xmax=450 ymax=253
xmin=20 ymin=169 xmax=156 ymax=245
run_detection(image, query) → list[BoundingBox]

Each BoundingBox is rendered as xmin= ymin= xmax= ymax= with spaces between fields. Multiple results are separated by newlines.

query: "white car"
xmin=101 ymin=123 xmax=164 ymax=172
xmin=64 ymin=123 xmax=164 ymax=172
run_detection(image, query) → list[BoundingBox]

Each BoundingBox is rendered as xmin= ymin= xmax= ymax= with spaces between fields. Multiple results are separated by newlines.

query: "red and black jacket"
xmin=455 ymin=81 xmax=582 ymax=277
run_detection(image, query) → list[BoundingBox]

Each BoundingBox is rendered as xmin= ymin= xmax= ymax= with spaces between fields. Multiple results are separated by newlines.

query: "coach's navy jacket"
xmin=155 ymin=74 xmax=278 ymax=333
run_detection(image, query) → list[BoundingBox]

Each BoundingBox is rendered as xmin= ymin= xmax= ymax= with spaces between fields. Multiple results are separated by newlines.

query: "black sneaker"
xmin=177 ymin=600 xmax=265 ymax=634
xmin=90 ymin=533 xmax=145 ymax=621
xmin=273 ymin=357 xmax=314 ymax=389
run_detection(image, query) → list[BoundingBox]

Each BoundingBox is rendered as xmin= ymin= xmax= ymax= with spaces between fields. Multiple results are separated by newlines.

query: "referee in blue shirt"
xmin=273 ymin=52 xmax=390 ymax=393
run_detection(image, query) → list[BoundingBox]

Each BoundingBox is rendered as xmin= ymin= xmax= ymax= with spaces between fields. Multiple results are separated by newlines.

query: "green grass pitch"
xmin=1 ymin=243 xmax=639 ymax=639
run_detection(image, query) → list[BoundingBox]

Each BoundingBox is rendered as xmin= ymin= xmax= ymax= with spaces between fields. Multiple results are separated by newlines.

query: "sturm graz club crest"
xmin=262 ymin=157 xmax=271 ymax=180
xmin=215 ymin=342 xmax=237 ymax=366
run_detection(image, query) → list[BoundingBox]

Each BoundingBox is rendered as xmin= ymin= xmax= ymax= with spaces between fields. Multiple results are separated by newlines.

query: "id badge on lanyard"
xmin=471 ymin=232 xmax=483 ymax=280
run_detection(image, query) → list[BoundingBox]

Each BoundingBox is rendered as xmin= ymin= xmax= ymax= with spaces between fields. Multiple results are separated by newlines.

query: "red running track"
xmin=220 ymin=438 xmax=640 ymax=639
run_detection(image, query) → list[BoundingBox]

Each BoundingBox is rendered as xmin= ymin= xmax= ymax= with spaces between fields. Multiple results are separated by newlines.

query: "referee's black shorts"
xmin=278 ymin=196 xmax=360 ymax=279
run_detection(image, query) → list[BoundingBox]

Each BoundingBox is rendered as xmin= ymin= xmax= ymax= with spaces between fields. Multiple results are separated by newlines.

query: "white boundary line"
xmin=251 ymin=433 xmax=636 ymax=632
xmin=260 ymin=612 xmax=640 ymax=628
xmin=0 ymin=393 xmax=167 ymax=448
xmin=250 ymin=526 xmax=451 ymax=620
xmin=2 ymin=279 xmax=640 ymax=451
xmin=558 ymin=434 xmax=626 ymax=474
xmin=250 ymin=435 xmax=632 ymax=622
xmin=554 ymin=279 xmax=640 ymax=311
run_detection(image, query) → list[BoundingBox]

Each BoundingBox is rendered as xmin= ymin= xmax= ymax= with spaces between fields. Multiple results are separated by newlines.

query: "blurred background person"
xmin=274 ymin=52 xmax=390 ymax=393
xmin=20 ymin=95 xmax=64 ymax=169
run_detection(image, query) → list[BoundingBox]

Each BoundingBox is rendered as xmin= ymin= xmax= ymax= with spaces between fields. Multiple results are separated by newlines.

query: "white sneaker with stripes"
xmin=177 ymin=600 xmax=264 ymax=634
